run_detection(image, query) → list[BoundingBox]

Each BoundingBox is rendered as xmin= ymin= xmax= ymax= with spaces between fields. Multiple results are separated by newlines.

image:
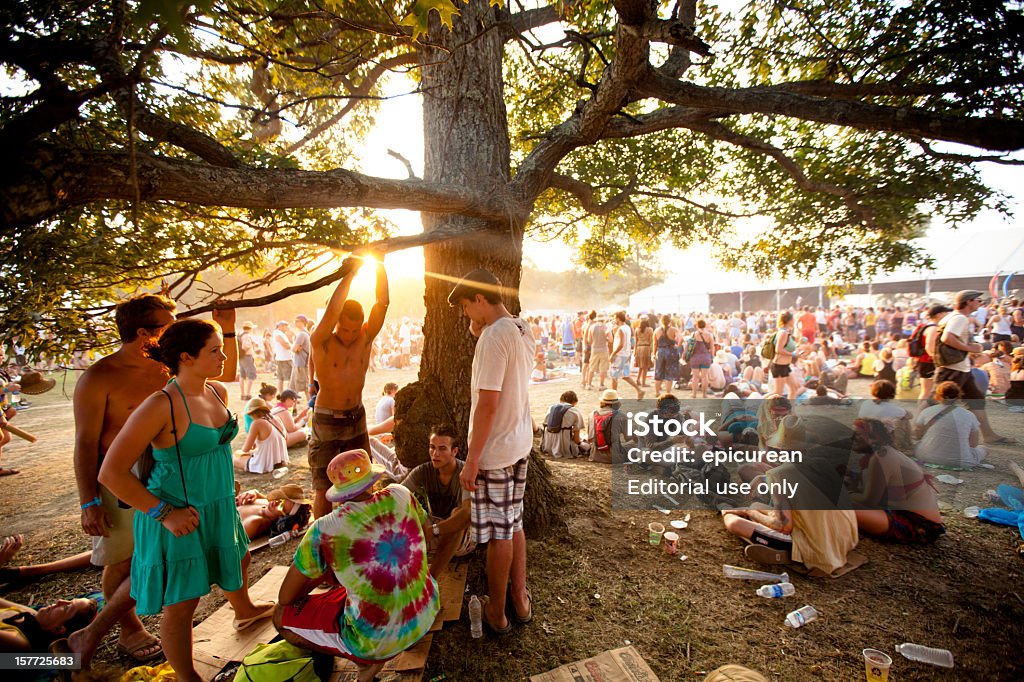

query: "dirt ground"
xmin=2 ymin=363 xmax=1023 ymax=680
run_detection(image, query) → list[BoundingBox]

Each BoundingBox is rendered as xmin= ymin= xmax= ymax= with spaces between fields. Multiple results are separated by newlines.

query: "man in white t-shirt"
xmin=448 ymin=269 xmax=535 ymax=636
xmin=935 ymin=291 xmax=1012 ymax=444
xmin=609 ymin=311 xmax=644 ymax=400
xmin=272 ymin=320 xmax=294 ymax=391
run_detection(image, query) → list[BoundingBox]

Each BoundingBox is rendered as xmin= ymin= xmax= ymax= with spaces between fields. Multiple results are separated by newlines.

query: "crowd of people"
xmin=537 ymin=289 xmax=1022 ymax=582
xmin=529 ymin=293 xmax=1024 ymax=409
xmin=0 ymin=259 xmax=537 ymax=682
xmin=1 ymin=275 xmax=1022 ymax=678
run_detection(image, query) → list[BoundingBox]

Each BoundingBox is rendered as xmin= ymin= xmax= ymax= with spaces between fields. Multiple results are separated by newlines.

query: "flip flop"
xmin=513 ymin=587 xmax=533 ymax=625
xmin=506 ymin=583 xmax=533 ymax=625
xmin=117 ymin=631 xmax=163 ymax=663
xmin=0 ymin=469 xmax=20 ymax=476
xmin=479 ymin=596 xmax=512 ymax=637
xmin=744 ymin=543 xmax=792 ymax=566
xmin=986 ymin=436 xmax=1019 ymax=445
xmin=49 ymin=638 xmax=74 ymax=682
xmin=232 ymin=602 xmax=276 ymax=630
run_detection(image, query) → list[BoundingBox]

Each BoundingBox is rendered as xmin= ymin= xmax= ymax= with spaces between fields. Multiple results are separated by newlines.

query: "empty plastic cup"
xmin=647 ymin=522 xmax=665 ymax=546
xmin=663 ymin=531 xmax=679 ymax=554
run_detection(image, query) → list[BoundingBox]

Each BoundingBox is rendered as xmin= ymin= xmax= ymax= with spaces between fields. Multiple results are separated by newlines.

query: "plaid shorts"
xmin=471 ymin=457 xmax=528 ymax=543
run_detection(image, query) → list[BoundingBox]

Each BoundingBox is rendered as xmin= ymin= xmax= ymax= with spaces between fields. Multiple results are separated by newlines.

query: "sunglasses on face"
xmin=218 ymin=417 xmax=238 ymax=445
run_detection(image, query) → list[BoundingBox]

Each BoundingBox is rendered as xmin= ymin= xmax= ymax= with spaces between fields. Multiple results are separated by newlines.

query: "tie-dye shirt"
xmin=293 ymin=484 xmax=439 ymax=661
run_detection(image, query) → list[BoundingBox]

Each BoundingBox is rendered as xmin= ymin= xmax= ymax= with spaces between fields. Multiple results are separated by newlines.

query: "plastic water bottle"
xmin=784 ymin=605 xmax=818 ymax=628
xmin=468 ymin=595 xmax=483 ymax=639
xmin=268 ymin=528 xmax=301 ymax=548
xmin=896 ymin=643 xmax=954 ymax=668
xmin=756 ymin=582 xmax=795 ymax=598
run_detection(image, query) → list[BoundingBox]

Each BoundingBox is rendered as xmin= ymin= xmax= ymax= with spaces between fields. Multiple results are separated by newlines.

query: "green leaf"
xmin=399 ymin=0 xmax=462 ymax=41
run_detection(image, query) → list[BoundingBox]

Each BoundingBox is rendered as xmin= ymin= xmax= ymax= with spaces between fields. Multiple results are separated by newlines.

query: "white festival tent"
xmin=628 ymin=228 xmax=1024 ymax=315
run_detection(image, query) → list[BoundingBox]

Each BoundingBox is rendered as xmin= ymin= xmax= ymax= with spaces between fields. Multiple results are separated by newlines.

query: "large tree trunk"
xmin=392 ymin=2 xmax=562 ymax=536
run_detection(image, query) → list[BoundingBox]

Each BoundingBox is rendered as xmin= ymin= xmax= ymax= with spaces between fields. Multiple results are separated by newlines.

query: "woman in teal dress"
xmin=100 ymin=318 xmax=275 ymax=681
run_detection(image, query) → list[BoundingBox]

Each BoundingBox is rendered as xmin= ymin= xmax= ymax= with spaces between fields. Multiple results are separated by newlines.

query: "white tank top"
xmin=247 ymin=419 xmax=289 ymax=474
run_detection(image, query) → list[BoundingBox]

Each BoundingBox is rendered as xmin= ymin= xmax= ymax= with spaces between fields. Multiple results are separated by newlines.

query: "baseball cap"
xmin=927 ymin=304 xmax=953 ymax=319
xmin=954 ymin=290 xmax=984 ymax=307
xmin=447 ymin=269 xmax=501 ymax=306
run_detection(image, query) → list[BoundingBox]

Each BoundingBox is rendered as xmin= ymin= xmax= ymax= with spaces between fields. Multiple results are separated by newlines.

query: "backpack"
xmin=907 ymin=323 xmax=933 ymax=359
xmin=270 ymin=504 xmax=311 ymax=537
xmin=933 ymin=320 xmax=967 ymax=367
xmin=593 ymin=411 xmax=616 ymax=452
xmin=544 ymin=403 xmax=572 ymax=433
xmin=239 ymin=331 xmax=255 ymax=356
xmin=759 ymin=332 xmax=777 ymax=361
xmin=234 ymin=641 xmax=319 ymax=682
xmin=683 ymin=336 xmax=697 ymax=362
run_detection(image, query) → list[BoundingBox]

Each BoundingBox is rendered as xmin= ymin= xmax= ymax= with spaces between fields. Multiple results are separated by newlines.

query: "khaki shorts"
xmin=90 ymin=485 xmax=136 ymax=566
xmin=590 ymin=352 xmax=610 ymax=376
xmin=308 ymin=407 xmax=370 ymax=491
xmin=290 ymin=365 xmax=310 ymax=394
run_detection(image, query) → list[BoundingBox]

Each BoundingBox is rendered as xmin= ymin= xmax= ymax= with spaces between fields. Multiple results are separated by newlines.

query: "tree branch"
xmin=639 ymin=73 xmax=1024 ymax=151
xmin=546 ymin=173 xmax=635 ymax=215
xmin=688 ymin=120 xmax=877 ymax=227
xmin=909 ymin=137 xmax=1024 ymax=166
xmin=1 ymin=145 xmax=512 ymax=229
xmin=178 ymin=221 xmax=486 ymax=317
xmin=387 ymin=149 xmax=419 ymax=178
xmin=511 ymin=0 xmax=654 ymax=203
xmin=282 ymin=52 xmax=419 ymax=155
xmin=503 ymin=6 xmax=561 ymax=41
xmin=625 ymin=18 xmax=710 ymax=56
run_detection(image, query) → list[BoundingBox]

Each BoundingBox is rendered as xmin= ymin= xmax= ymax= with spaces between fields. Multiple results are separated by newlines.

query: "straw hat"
xmin=245 ymin=397 xmax=272 ymax=415
xmin=1013 ymin=346 xmax=1024 ymax=357
xmin=325 ymin=449 xmax=386 ymax=503
xmin=703 ymin=665 xmax=769 ymax=682
xmin=267 ymin=483 xmax=312 ymax=506
xmin=767 ymin=414 xmax=806 ymax=450
xmin=600 ymin=389 xmax=620 ymax=404
xmin=241 ymin=321 xmax=255 ymax=330
xmin=19 ymin=371 xmax=56 ymax=395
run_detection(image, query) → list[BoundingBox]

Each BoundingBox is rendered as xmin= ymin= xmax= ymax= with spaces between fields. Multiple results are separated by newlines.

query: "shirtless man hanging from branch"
xmin=308 ymin=253 xmax=389 ymax=518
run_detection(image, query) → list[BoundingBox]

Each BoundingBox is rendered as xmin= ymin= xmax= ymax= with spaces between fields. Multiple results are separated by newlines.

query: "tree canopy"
xmin=2 ymin=0 xmax=1023 ymax=356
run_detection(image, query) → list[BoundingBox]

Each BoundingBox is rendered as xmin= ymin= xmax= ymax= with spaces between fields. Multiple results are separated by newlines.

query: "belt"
xmin=314 ymin=405 xmax=365 ymax=419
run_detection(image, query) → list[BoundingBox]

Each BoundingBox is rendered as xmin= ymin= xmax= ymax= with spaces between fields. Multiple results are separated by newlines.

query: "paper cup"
xmin=663 ymin=531 xmax=679 ymax=554
xmin=647 ymin=522 xmax=665 ymax=546
xmin=863 ymin=648 xmax=891 ymax=682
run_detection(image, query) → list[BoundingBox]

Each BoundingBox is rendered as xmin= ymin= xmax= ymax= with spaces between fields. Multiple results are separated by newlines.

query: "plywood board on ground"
xmin=330 ymin=634 xmax=432 ymax=677
xmin=529 ymin=646 xmax=661 ymax=682
xmin=438 ymin=562 xmax=468 ymax=621
xmin=194 ymin=565 xmax=288 ymax=680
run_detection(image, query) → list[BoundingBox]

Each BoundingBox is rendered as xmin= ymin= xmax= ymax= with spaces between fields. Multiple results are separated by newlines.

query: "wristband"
xmin=155 ymin=503 xmax=173 ymax=523
xmin=81 ymin=496 xmax=102 ymax=510
xmin=146 ymin=500 xmax=168 ymax=519
xmin=222 ymin=332 xmax=236 ymax=338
